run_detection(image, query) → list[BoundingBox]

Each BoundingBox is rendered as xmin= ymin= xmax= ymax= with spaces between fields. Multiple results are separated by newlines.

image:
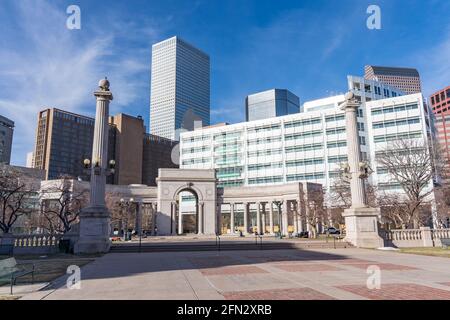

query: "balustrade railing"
xmin=13 ymin=234 xmax=62 ymax=248
xmin=382 ymin=228 xmax=450 ymax=248
xmin=385 ymin=229 xmax=422 ymax=241
xmin=432 ymin=229 xmax=450 ymax=240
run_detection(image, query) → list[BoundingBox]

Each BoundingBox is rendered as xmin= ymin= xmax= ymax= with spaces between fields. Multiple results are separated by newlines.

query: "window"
xmin=359 ymin=136 xmax=366 ymax=145
xmin=357 ymin=122 xmax=365 ymax=131
xmin=327 ymin=141 xmax=347 ymax=148
xmin=285 ymin=118 xmax=321 ymax=128
xmin=325 ymin=114 xmax=345 ymax=122
xmin=372 ymin=117 xmax=420 ymax=129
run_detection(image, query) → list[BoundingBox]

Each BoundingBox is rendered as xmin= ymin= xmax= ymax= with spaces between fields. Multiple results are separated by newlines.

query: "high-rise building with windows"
xmin=150 ymin=36 xmax=210 ymax=140
xmin=364 ymin=65 xmax=422 ymax=94
xmin=180 ymin=93 xmax=434 ymax=200
xmin=245 ymin=89 xmax=300 ymax=122
xmin=0 ymin=115 xmax=14 ymax=164
xmin=33 ymin=108 xmax=96 ymax=180
xmin=33 ymin=108 xmax=177 ymax=185
xmin=429 ymin=86 xmax=450 ymax=175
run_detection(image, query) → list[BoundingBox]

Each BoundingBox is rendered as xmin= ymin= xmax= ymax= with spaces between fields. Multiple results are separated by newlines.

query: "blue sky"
xmin=0 ymin=0 xmax=449 ymax=166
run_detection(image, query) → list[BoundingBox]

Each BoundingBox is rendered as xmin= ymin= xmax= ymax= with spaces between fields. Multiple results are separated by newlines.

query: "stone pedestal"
xmin=74 ymin=206 xmax=111 ymax=254
xmin=342 ymin=207 xmax=384 ymax=248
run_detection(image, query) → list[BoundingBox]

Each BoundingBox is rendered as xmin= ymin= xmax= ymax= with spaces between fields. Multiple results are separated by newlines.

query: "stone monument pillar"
xmin=74 ymin=78 xmax=113 ymax=254
xmin=340 ymin=92 xmax=384 ymax=248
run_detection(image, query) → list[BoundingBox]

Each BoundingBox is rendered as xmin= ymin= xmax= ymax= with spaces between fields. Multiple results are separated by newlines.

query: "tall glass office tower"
xmin=150 ymin=36 xmax=210 ymax=140
xmin=245 ymin=89 xmax=300 ymax=122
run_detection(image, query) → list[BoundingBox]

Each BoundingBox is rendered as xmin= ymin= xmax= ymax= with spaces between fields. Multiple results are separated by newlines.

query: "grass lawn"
xmin=399 ymin=247 xmax=450 ymax=258
xmin=0 ymin=253 xmax=100 ymax=299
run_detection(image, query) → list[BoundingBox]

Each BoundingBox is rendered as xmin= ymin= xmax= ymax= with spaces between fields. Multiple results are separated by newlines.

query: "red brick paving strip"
xmin=189 ymin=256 xmax=240 ymax=268
xmin=223 ymin=288 xmax=335 ymax=300
xmin=200 ymin=265 xmax=268 ymax=276
xmin=341 ymin=263 xmax=417 ymax=271
xmin=337 ymin=284 xmax=450 ymax=300
xmin=274 ymin=263 xmax=342 ymax=272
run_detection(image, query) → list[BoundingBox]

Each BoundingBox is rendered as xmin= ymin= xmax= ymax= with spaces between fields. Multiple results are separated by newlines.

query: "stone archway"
xmin=155 ymin=169 xmax=218 ymax=236
xmin=176 ymin=188 xmax=199 ymax=234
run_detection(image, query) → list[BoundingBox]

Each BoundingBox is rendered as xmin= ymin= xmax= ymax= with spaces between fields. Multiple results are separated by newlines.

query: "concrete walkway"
xmin=20 ymin=248 xmax=450 ymax=300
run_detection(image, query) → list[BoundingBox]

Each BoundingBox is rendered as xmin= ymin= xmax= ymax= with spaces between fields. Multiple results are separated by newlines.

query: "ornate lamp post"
xmin=74 ymin=78 xmax=114 ymax=254
xmin=339 ymin=92 xmax=384 ymax=248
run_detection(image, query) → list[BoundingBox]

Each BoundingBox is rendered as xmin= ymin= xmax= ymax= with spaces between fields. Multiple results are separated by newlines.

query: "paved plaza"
xmin=20 ymin=247 xmax=450 ymax=300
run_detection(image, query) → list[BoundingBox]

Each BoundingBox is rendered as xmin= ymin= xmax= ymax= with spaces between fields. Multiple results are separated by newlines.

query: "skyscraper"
xmin=33 ymin=108 xmax=177 ymax=185
xmin=429 ymin=86 xmax=450 ymax=177
xmin=245 ymin=89 xmax=300 ymax=122
xmin=0 ymin=115 xmax=14 ymax=164
xmin=364 ymin=65 xmax=422 ymax=94
xmin=33 ymin=108 xmax=96 ymax=180
xmin=150 ymin=36 xmax=210 ymax=140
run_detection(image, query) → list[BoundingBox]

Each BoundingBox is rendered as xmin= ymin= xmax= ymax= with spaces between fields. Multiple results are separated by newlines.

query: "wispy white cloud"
xmin=0 ymin=1 xmax=160 ymax=165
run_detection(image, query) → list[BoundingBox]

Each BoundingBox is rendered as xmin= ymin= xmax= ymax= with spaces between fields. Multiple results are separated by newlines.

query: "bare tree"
xmin=305 ymin=188 xmax=326 ymax=239
xmin=0 ymin=166 xmax=37 ymax=234
xmin=376 ymin=138 xmax=437 ymax=229
xmin=105 ymin=192 xmax=128 ymax=235
xmin=39 ymin=176 xmax=88 ymax=234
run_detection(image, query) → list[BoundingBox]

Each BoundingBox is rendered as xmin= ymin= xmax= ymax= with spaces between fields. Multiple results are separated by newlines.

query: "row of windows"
xmin=286 ymin=157 xmax=324 ymax=167
xmin=247 ymin=124 xmax=281 ymax=133
xmin=326 ymin=127 xmax=346 ymax=135
xmin=248 ymin=162 xmax=283 ymax=171
xmin=325 ymin=114 xmax=345 ymax=122
xmin=286 ymin=172 xmax=325 ymax=182
xmin=285 ymin=143 xmax=323 ymax=153
xmin=248 ymin=176 xmax=284 ymax=185
xmin=182 ymin=158 xmax=210 ymax=165
xmin=327 ymin=141 xmax=347 ymax=148
xmin=371 ymin=103 xmax=418 ymax=115
xmin=247 ymin=136 xmax=282 ymax=146
xmin=373 ymin=131 xmax=423 ymax=143
xmin=218 ymin=180 xmax=244 ymax=188
xmin=285 ymin=130 xmax=322 ymax=140
xmin=372 ymin=117 xmax=420 ymax=129
xmin=182 ymin=146 xmax=210 ymax=154
xmin=247 ymin=148 xmax=282 ymax=157
xmin=328 ymin=155 xmax=348 ymax=163
xmin=285 ymin=118 xmax=321 ymax=128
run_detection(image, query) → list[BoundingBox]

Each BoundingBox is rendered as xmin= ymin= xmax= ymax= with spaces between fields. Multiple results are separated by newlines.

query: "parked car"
xmin=297 ymin=231 xmax=309 ymax=238
xmin=325 ymin=227 xmax=341 ymax=235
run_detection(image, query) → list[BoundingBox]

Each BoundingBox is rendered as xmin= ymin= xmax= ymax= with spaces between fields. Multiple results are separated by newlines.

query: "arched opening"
xmin=176 ymin=188 xmax=199 ymax=234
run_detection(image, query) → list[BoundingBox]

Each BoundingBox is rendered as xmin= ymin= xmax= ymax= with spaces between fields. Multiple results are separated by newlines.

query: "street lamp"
xmin=83 ymin=158 xmax=116 ymax=175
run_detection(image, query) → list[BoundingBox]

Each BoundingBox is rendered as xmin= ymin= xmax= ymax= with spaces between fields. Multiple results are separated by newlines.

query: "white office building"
xmin=150 ymin=36 xmax=210 ymax=140
xmin=180 ymin=92 xmax=434 ymax=198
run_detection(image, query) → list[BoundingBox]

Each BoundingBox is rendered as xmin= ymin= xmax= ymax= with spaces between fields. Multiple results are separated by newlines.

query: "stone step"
xmin=110 ymin=241 xmax=351 ymax=253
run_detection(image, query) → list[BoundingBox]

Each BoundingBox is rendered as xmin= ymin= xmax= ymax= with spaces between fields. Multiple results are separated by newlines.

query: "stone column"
xmin=198 ymin=202 xmax=204 ymax=235
xmin=340 ymin=92 xmax=383 ymax=248
xmin=269 ymin=202 xmax=274 ymax=234
xmin=243 ymin=202 xmax=249 ymax=234
xmin=178 ymin=204 xmax=183 ymax=235
xmin=230 ymin=203 xmax=235 ymax=234
xmin=75 ymin=78 xmax=113 ymax=254
xmin=297 ymin=200 xmax=303 ymax=232
xmin=292 ymin=202 xmax=298 ymax=234
xmin=256 ymin=202 xmax=262 ymax=235
xmin=261 ymin=203 xmax=266 ymax=234
xmin=282 ymin=201 xmax=289 ymax=236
